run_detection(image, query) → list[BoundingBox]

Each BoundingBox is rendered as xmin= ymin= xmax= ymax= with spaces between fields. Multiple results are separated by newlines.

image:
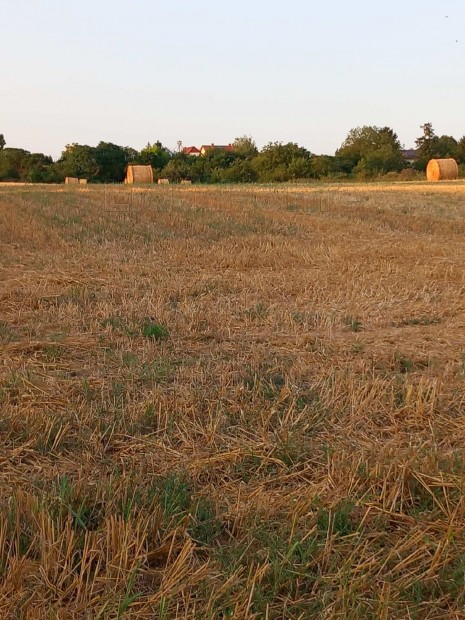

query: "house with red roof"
xmin=183 ymin=146 xmax=201 ymax=156
xmin=200 ymin=143 xmax=234 ymax=156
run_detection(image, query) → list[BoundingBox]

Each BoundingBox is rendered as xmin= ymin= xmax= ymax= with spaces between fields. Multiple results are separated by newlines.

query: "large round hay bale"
xmin=125 ymin=165 xmax=154 ymax=184
xmin=426 ymin=158 xmax=458 ymax=181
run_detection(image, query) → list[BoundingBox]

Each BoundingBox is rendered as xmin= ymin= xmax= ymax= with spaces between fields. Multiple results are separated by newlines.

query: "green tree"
xmin=0 ymin=148 xmax=29 ymax=181
xmin=252 ymin=142 xmax=312 ymax=182
xmin=456 ymin=136 xmax=465 ymax=164
xmin=0 ymin=147 xmax=59 ymax=183
xmin=58 ymin=144 xmax=98 ymax=180
xmin=160 ymin=155 xmax=193 ymax=182
xmin=22 ymin=153 xmax=56 ymax=182
xmin=194 ymin=148 xmax=239 ymax=183
xmin=94 ymin=142 xmax=129 ymax=182
xmin=212 ymin=159 xmax=257 ymax=183
xmin=139 ymin=141 xmax=171 ymax=170
xmin=204 ymin=148 xmax=237 ymax=169
xmin=414 ymin=123 xmax=437 ymax=169
xmin=435 ymin=135 xmax=458 ymax=159
xmin=123 ymin=146 xmax=139 ymax=163
xmin=232 ymin=135 xmax=258 ymax=159
xmin=415 ymin=124 xmax=459 ymax=170
xmin=336 ymin=126 xmax=403 ymax=175
xmin=0 ymin=134 xmax=5 ymax=151
xmin=311 ymin=155 xmax=348 ymax=178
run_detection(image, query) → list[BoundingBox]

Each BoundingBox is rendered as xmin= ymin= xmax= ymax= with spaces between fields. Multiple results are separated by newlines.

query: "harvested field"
xmin=1 ymin=183 xmax=465 ymax=618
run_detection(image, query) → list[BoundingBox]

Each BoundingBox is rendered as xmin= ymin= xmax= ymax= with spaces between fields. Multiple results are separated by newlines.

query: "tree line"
xmin=1 ymin=124 xmax=464 ymax=184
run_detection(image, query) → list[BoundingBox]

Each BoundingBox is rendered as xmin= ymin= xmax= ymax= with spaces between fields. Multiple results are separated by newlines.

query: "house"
xmin=182 ymin=146 xmax=201 ymax=156
xmin=401 ymin=149 xmax=418 ymax=164
xmin=200 ymin=143 xmax=234 ymax=156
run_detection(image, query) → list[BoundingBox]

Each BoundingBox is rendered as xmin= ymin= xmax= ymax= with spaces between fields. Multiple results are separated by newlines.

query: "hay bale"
xmin=125 ymin=165 xmax=154 ymax=184
xmin=181 ymin=179 xmax=192 ymax=185
xmin=79 ymin=179 xmax=88 ymax=185
xmin=426 ymin=158 xmax=458 ymax=181
xmin=158 ymin=178 xmax=170 ymax=185
xmin=65 ymin=177 xmax=79 ymax=185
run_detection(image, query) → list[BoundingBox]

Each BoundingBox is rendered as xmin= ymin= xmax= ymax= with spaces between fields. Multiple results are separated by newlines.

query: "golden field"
xmin=1 ymin=182 xmax=465 ymax=618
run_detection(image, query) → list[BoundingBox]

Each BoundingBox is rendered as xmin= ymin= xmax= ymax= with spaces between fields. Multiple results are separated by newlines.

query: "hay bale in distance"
xmin=79 ymin=179 xmax=88 ymax=185
xmin=426 ymin=158 xmax=459 ymax=181
xmin=181 ymin=179 xmax=192 ymax=185
xmin=65 ymin=177 xmax=79 ymax=185
xmin=125 ymin=165 xmax=154 ymax=184
xmin=158 ymin=178 xmax=170 ymax=185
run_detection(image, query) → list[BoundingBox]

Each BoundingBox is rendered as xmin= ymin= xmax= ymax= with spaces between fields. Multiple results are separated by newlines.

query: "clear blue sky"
xmin=2 ymin=0 xmax=464 ymax=159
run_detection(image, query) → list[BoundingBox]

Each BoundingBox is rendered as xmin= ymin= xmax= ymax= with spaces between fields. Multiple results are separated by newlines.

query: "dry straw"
xmin=125 ymin=165 xmax=154 ymax=184
xmin=3 ymin=183 xmax=465 ymax=616
xmin=426 ymin=158 xmax=458 ymax=181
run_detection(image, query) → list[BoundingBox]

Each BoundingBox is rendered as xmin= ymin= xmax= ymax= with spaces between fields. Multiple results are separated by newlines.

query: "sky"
xmin=2 ymin=0 xmax=465 ymax=159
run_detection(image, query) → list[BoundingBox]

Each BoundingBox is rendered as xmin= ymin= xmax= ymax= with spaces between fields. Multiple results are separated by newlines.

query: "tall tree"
xmin=252 ymin=142 xmax=312 ymax=182
xmin=456 ymin=136 xmax=465 ymax=165
xmin=160 ymin=154 xmax=192 ymax=182
xmin=415 ymin=123 xmax=437 ymax=168
xmin=139 ymin=141 xmax=171 ymax=170
xmin=58 ymin=144 xmax=99 ymax=180
xmin=0 ymin=134 xmax=5 ymax=151
xmin=23 ymin=153 xmax=56 ymax=182
xmin=311 ymin=155 xmax=349 ymax=178
xmin=215 ymin=159 xmax=257 ymax=183
xmin=94 ymin=142 xmax=129 ymax=182
xmin=435 ymin=135 xmax=458 ymax=159
xmin=233 ymin=135 xmax=258 ymax=159
xmin=336 ymin=126 xmax=403 ymax=174
xmin=0 ymin=148 xmax=29 ymax=181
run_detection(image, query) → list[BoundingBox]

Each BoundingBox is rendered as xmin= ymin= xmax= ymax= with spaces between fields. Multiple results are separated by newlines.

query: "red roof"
xmin=200 ymin=144 xmax=234 ymax=153
xmin=183 ymin=146 xmax=201 ymax=155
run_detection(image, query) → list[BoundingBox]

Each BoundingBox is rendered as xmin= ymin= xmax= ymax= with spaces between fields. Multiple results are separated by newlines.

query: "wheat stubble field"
xmin=1 ymin=182 xmax=465 ymax=618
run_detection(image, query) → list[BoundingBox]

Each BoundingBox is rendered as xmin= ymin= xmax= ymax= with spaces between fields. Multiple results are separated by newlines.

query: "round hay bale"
xmin=125 ymin=165 xmax=154 ymax=184
xmin=426 ymin=158 xmax=458 ymax=182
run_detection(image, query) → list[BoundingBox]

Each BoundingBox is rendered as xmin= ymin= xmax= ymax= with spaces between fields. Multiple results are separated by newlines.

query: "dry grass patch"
xmin=1 ymin=183 xmax=465 ymax=617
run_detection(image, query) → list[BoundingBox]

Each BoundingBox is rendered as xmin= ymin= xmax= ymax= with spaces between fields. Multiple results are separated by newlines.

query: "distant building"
xmin=402 ymin=149 xmax=418 ymax=164
xmin=183 ymin=146 xmax=201 ymax=156
xmin=200 ymin=143 xmax=234 ymax=156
